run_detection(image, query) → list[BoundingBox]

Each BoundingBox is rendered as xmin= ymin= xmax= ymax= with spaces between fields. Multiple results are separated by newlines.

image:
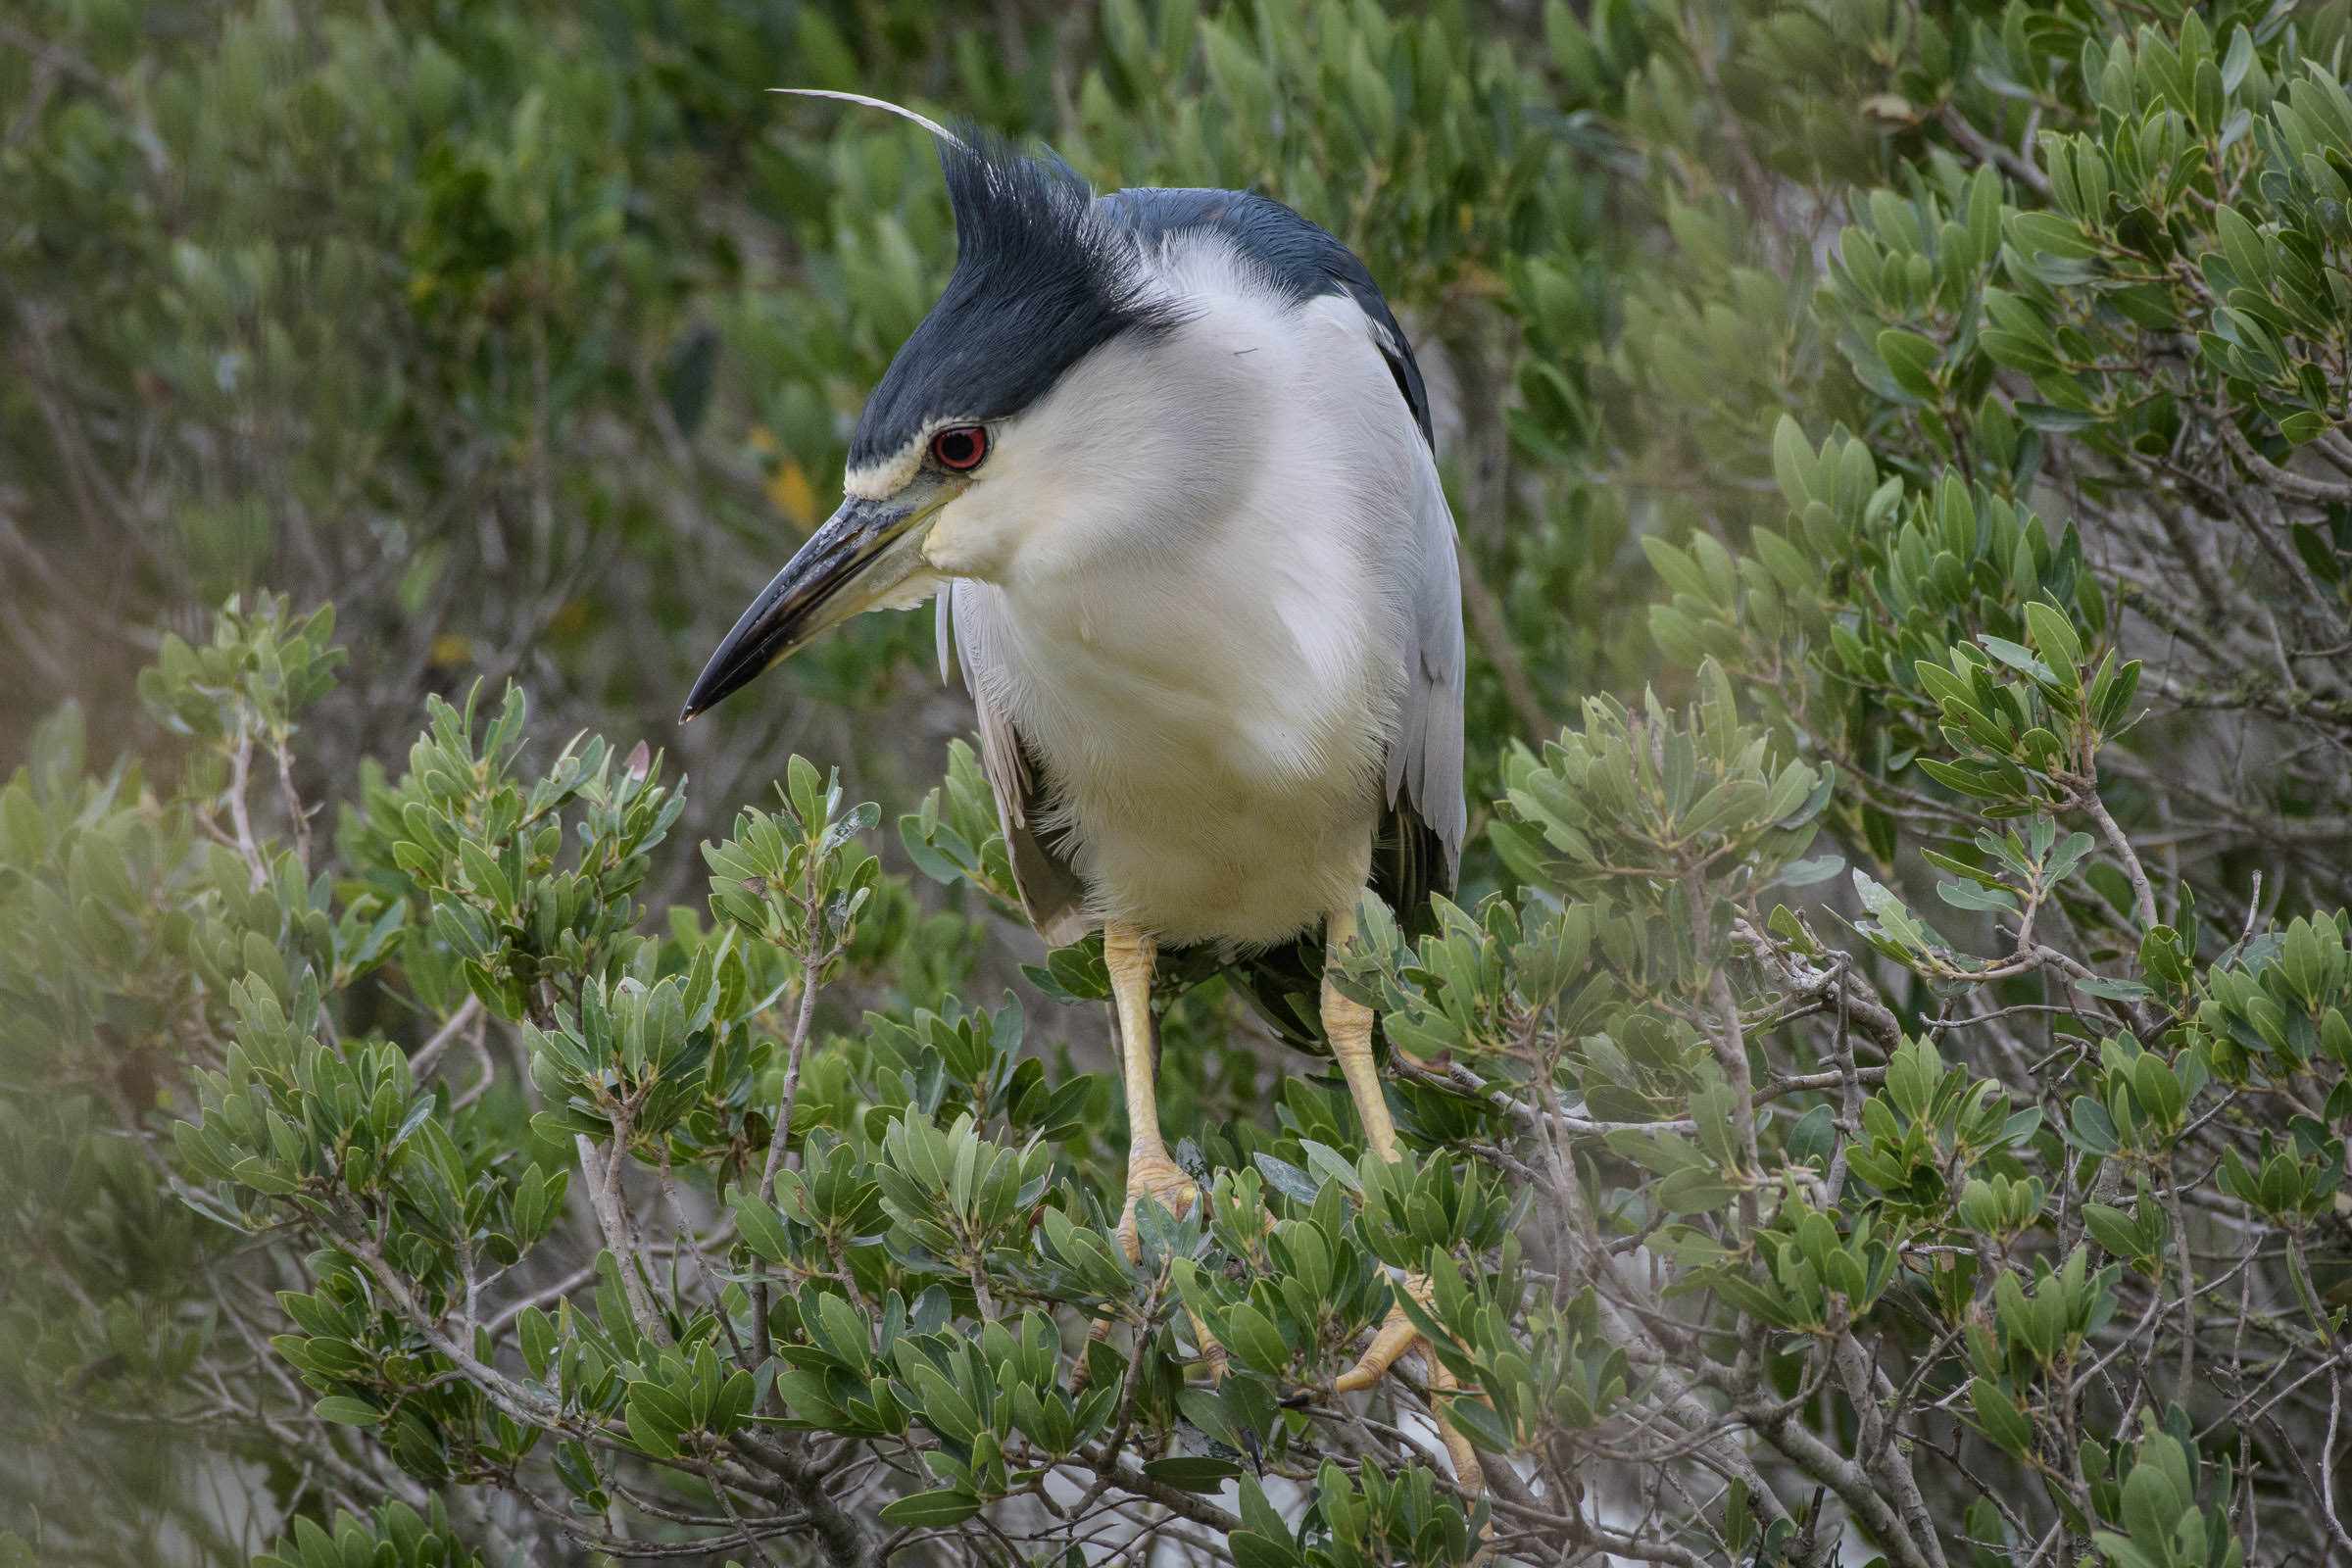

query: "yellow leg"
xmin=1327 ymin=906 xmax=1414 ymax=1393
xmin=1321 ymin=905 xmax=1400 ymax=1164
xmin=1324 ymin=904 xmax=1487 ymax=1500
xmin=1100 ymin=922 xmax=1225 ymax=1379
xmin=1105 ymin=922 xmax=1198 ymax=1263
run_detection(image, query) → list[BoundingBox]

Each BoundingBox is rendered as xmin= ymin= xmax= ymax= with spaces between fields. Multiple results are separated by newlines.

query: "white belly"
xmin=963 ymin=542 xmax=1396 ymax=948
xmin=1060 ymin=735 xmax=1383 ymax=948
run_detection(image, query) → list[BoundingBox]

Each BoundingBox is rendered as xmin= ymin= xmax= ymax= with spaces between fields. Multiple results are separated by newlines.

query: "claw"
xmin=1066 ymin=1314 xmax=1118 ymax=1395
xmin=1186 ymin=1313 xmax=1231 ymax=1382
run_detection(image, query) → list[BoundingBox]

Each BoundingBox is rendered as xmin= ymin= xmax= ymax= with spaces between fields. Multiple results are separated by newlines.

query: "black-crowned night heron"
xmin=683 ymin=97 xmax=1470 ymax=1473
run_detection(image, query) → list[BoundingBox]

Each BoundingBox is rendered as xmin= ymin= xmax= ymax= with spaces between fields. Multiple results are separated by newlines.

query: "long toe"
xmin=1337 ymin=1268 xmax=1439 ymax=1393
xmin=1335 ymin=1301 xmax=1422 ymax=1394
xmin=1067 ymin=1316 xmax=1118 ymax=1395
xmin=1117 ymin=1156 xmax=1226 ymax=1377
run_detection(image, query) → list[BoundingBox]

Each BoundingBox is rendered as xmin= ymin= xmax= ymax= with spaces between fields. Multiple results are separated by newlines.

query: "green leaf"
xmin=2015 ymin=402 xmax=2100 ymax=432
xmin=1877 ymin=330 xmax=1943 ymax=402
xmin=1299 ymin=1140 xmax=1363 ymax=1196
xmin=1231 ymin=1533 xmax=1303 ymax=1568
xmin=907 ymin=1361 xmax=985 ymax=1446
xmin=312 ymin=1396 xmax=382 ymax=1426
xmin=2082 ymin=1203 xmax=2147 ymax=1260
xmin=1656 ymin=1167 xmax=1733 ymax=1214
xmin=1440 ymin=1392 xmax=1519 ymax=1453
xmin=1970 ymin=1378 xmax=2034 ymax=1455
xmin=518 ymin=1305 xmax=558 ymax=1380
xmin=2292 ymin=523 xmax=2344 ymax=585
xmin=1174 ymin=1386 xmax=1243 ymax=1450
xmin=2069 ymin=1097 xmax=2121 ymax=1154
xmin=1938 ymin=879 xmax=2022 ymax=914
xmin=1143 ymin=1455 xmax=1246 ymax=1491
xmin=877 ymin=1487 xmax=983 ymax=1528
xmin=1221 ymin=1302 xmax=1291 ymax=1376
xmin=732 ymin=1196 xmax=792 ymax=1265
xmin=1253 ymin=1152 xmax=1320 ymax=1206
xmin=2010 ymin=210 xmax=2099 ymax=260
xmin=2072 ymin=975 xmax=2155 ymax=1002
xmin=2022 ymin=602 xmax=2083 ymax=692
xmin=1786 ymin=1105 xmax=1835 ymax=1169
xmin=625 ymin=1388 xmax=684 ymax=1458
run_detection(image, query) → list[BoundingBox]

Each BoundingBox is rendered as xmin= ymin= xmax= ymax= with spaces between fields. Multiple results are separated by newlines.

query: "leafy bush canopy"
xmin=5 ymin=0 xmax=2352 ymax=1566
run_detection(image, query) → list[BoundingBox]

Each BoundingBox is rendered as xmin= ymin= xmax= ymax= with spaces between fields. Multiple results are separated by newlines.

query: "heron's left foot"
xmin=1337 ymin=1272 xmax=1486 ymax=1494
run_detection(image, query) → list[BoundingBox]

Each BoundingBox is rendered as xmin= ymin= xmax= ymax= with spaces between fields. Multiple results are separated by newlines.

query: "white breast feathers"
xmin=941 ymin=236 xmax=1438 ymax=948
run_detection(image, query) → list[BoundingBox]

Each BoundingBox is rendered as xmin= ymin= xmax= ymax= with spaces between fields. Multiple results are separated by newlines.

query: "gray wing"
xmin=941 ymin=581 xmax=1092 ymax=947
xmin=1377 ymin=443 xmax=1467 ymax=918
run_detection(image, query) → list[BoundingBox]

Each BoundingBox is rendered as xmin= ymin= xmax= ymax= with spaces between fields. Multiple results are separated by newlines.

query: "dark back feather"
xmin=1095 ymin=187 xmax=1435 ymax=448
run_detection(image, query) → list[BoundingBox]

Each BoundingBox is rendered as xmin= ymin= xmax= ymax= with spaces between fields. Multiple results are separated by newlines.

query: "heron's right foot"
xmin=1114 ymin=1149 xmax=1200 ymax=1264
xmin=1338 ymin=1271 xmax=1487 ymax=1496
xmin=1109 ymin=1151 xmax=1228 ymax=1380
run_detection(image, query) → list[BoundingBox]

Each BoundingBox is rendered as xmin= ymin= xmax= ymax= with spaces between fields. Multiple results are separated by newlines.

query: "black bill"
xmin=680 ymin=494 xmax=931 ymax=720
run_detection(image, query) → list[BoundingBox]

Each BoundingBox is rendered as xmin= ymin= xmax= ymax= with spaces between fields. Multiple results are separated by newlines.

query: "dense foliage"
xmin=6 ymin=0 xmax=2352 ymax=1566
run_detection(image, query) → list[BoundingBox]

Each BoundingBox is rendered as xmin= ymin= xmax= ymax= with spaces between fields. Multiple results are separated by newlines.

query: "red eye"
xmin=931 ymin=425 xmax=988 ymax=472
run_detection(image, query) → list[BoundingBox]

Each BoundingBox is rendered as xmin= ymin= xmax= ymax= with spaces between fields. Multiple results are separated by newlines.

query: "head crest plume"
xmin=781 ymin=89 xmax=1171 ymax=472
xmin=768 ymin=88 xmax=966 ymax=150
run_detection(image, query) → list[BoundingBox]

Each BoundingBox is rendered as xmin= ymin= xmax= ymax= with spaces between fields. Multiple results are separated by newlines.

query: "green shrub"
xmin=6 ymin=0 xmax=2351 ymax=1565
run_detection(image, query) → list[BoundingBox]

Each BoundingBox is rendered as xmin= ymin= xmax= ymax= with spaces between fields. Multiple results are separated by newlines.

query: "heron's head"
xmin=682 ymin=125 xmax=1176 ymax=721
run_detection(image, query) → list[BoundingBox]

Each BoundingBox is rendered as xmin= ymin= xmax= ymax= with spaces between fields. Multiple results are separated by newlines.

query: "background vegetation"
xmin=5 ymin=0 xmax=2352 ymax=1564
